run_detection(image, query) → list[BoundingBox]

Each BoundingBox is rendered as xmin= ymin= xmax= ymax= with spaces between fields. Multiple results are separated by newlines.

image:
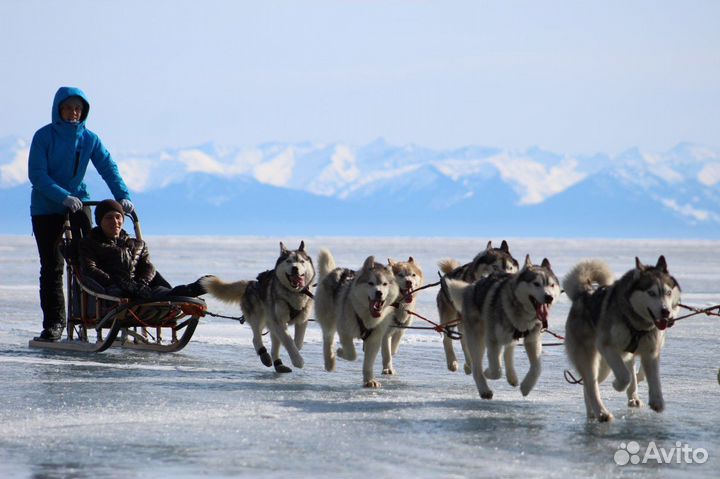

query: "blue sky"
xmin=1 ymin=0 xmax=718 ymax=155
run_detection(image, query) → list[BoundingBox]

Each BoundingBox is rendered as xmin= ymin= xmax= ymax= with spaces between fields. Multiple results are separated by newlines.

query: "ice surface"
xmin=0 ymin=236 xmax=718 ymax=478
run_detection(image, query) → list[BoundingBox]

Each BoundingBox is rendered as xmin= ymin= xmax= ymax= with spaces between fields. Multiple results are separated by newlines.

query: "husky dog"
xmin=314 ymin=249 xmax=400 ymax=388
xmin=444 ymin=255 xmax=560 ymax=399
xmin=436 ymin=240 xmax=519 ymax=373
xmin=381 ymin=257 xmax=424 ymax=375
xmin=564 ymin=256 xmax=681 ymax=422
xmin=201 ymin=241 xmax=315 ymax=373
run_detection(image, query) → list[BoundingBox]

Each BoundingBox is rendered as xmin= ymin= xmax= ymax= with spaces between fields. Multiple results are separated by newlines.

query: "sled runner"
xmin=29 ymin=201 xmax=206 ymax=353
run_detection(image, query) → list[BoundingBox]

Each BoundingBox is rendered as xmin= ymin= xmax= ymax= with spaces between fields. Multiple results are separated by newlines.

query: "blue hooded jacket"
xmin=28 ymin=87 xmax=131 ymax=215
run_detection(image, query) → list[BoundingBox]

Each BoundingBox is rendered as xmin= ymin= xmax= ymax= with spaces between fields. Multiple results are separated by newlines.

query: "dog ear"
xmin=280 ymin=242 xmax=288 ymax=254
xmin=500 ymin=240 xmax=509 ymax=253
xmin=541 ymin=258 xmax=552 ymax=271
xmin=298 ymin=240 xmax=305 ymax=252
xmin=523 ymin=254 xmax=532 ymax=269
xmin=486 ymin=240 xmax=493 ymax=251
xmin=656 ymin=255 xmax=668 ymax=273
xmin=387 ymin=258 xmax=395 ymax=266
xmin=635 ymin=257 xmax=645 ymax=271
xmin=362 ymin=256 xmax=376 ymax=271
xmin=408 ymin=256 xmax=414 ymax=263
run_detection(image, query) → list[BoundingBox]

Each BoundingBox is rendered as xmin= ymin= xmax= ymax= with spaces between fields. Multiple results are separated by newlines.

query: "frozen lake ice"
xmin=0 ymin=235 xmax=719 ymax=478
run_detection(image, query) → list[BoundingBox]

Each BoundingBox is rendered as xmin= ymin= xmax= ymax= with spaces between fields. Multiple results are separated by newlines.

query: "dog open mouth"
xmin=286 ymin=273 xmax=305 ymax=289
xmin=369 ymin=298 xmax=385 ymax=318
xmin=400 ymin=288 xmax=413 ymax=304
xmin=647 ymin=307 xmax=670 ymax=330
xmin=530 ymin=296 xmax=549 ymax=329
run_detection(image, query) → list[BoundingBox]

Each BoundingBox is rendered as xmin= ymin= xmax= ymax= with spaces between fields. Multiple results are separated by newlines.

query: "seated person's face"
xmin=100 ymin=211 xmax=124 ymax=239
xmin=60 ymin=97 xmax=84 ymax=123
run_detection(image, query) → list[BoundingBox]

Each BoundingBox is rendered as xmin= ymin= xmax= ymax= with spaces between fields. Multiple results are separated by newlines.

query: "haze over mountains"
xmin=1 ymin=135 xmax=718 ymax=238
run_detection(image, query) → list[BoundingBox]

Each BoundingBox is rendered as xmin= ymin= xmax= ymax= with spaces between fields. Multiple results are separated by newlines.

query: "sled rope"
xmin=397 ymin=280 xmax=441 ymax=303
xmin=392 ymin=309 xmax=463 ymax=340
xmin=203 ymin=310 xmax=246 ymax=324
xmin=675 ymin=303 xmax=720 ymax=322
xmin=564 ymin=369 xmax=583 ymax=385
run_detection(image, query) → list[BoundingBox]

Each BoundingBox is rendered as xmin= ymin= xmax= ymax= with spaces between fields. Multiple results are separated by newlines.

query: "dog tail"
xmin=442 ymin=278 xmax=471 ymax=314
xmin=317 ymin=248 xmax=336 ymax=281
xmin=562 ymin=260 xmax=614 ymax=301
xmin=438 ymin=258 xmax=460 ymax=275
xmin=200 ymin=276 xmax=249 ymax=304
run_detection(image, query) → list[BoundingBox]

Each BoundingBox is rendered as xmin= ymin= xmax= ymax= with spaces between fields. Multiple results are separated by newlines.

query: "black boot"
xmin=257 ymin=347 xmax=273 ymax=367
xmin=273 ymin=359 xmax=292 ymax=373
xmin=34 ymin=323 xmax=64 ymax=342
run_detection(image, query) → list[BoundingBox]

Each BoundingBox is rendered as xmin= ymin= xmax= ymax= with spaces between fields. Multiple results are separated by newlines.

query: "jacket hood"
xmin=52 ymin=87 xmax=90 ymax=125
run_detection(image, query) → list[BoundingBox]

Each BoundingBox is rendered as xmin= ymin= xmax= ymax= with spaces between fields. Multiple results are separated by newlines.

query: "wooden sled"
xmin=29 ymin=201 xmax=206 ymax=353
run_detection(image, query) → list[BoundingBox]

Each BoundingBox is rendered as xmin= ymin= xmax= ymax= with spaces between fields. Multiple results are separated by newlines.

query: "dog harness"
xmin=621 ymin=314 xmax=650 ymax=353
xmin=355 ymin=313 xmax=373 ymax=341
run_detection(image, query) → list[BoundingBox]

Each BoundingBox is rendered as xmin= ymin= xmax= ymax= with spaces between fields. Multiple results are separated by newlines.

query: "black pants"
xmin=31 ymin=209 xmax=92 ymax=330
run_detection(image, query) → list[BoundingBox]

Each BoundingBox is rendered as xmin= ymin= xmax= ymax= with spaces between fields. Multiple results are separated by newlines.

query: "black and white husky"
xmin=201 ymin=242 xmax=315 ymax=373
xmin=314 ymin=249 xmax=400 ymax=388
xmin=563 ymin=256 xmax=681 ymax=422
xmin=444 ymin=255 xmax=560 ymax=399
xmin=436 ymin=240 xmax=520 ymax=373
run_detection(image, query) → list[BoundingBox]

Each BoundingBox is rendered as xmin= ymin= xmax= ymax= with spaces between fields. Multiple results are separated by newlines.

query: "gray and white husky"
xmin=563 ymin=256 xmax=681 ymax=422
xmin=381 ymin=257 xmax=424 ymax=375
xmin=201 ymin=241 xmax=315 ymax=373
xmin=314 ymin=249 xmax=400 ymax=388
xmin=444 ymin=255 xmax=560 ymax=399
xmin=436 ymin=240 xmax=520 ymax=373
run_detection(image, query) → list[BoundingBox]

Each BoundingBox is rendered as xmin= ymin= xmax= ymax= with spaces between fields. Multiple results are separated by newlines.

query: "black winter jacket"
xmin=79 ymin=227 xmax=156 ymax=289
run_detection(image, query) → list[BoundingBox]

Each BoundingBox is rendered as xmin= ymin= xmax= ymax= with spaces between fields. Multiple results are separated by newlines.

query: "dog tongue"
xmin=369 ymin=299 xmax=384 ymax=318
xmin=535 ymin=303 xmax=549 ymax=325
xmin=290 ymin=275 xmax=305 ymax=288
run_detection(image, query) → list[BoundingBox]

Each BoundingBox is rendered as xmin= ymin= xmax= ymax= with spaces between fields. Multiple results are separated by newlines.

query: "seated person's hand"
xmin=135 ymin=280 xmax=153 ymax=299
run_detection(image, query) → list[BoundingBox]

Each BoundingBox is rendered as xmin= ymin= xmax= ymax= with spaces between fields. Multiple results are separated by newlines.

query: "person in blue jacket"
xmin=29 ymin=86 xmax=134 ymax=341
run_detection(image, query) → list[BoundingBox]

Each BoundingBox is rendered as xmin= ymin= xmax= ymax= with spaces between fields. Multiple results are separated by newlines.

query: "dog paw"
xmin=506 ymin=372 xmax=519 ymax=387
xmin=324 ymin=358 xmax=336 ymax=372
xmin=382 ymin=367 xmax=395 ymax=375
xmin=479 ymin=389 xmax=494 ymax=400
xmin=598 ymin=411 xmax=614 ymax=423
xmin=364 ymin=379 xmax=382 ymax=388
xmin=273 ymin=359 xmax=292 ymax=374
xmin=464 ymin=363 xmax=472 ymax=375
xmin=520 ymin=382 xmax=534 ymax=397
xmin=649 ymin=400 xmax=665 ymax=413
xmin=628 ymin=397 xmax=643 ymax=408
xmin=290 ymin=355 xmax=304 ymax=369
xmin=448 ymin=361 xmax=459 ymax=372
xmin=484 ymin=367 xmax=502 ymax=380
xmin=257 ymin=347 xmax=273 ymax=367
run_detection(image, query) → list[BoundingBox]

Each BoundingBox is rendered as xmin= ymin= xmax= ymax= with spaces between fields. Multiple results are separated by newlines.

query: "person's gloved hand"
xmin=135 ymin=280 xmax=153 ymax=299
xmin=62 ymin=196 xmax=83 ymax=213
xmin=120 ymin=199 xmax=134 ymax=214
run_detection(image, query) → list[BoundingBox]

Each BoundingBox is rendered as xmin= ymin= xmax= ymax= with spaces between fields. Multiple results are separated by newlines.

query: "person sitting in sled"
xmin=29 ymin=87 xmax=134 ymax=341
xmin=79 ymin=199 xmax=211 ymax=300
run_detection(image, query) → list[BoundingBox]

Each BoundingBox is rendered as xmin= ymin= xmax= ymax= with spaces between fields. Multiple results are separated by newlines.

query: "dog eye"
xmin=367 ymin=281 xmax=374 ymax=286
xmin=648 ymin=291 xmax=657 ymax=297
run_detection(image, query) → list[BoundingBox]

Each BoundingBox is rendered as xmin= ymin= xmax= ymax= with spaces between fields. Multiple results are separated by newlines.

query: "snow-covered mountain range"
xmin=1 ymin=135 xmax=718 ymax=238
